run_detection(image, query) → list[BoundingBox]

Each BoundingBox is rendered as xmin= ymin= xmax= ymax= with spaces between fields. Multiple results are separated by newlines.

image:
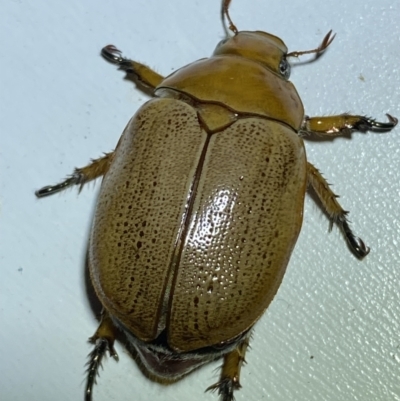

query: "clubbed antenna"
xmin=287 ymin=30 xmax=335 ymax=59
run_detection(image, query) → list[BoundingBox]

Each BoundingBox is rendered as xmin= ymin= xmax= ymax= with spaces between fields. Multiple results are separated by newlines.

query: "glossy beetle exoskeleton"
xmin=35 ymin=1 xmax=397 ymax=400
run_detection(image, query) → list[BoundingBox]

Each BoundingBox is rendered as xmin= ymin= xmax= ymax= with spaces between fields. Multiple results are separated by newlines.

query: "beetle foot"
xmin=206 ymin=377 xmax=241 ymax=401
xmin=101 ymin=45 xmax=133 ymax=71
xmin=35 ymin=171 xmax=83 ymax=197
xmin=85 ymin=336 xmax=119 ymax=401
xmin=336 ymin=215 xmax=370 ymax=258
xmin=355 ymin=113 xmax=398 ymax=132
xmin=101 ymin=45 xmax=123 ymax=63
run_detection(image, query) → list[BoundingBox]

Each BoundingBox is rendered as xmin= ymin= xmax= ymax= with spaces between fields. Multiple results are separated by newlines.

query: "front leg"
xmin=302 ymin=113 xmax=397 ymax=136
xmin=102 ymin=45 xmax=164 ymax=91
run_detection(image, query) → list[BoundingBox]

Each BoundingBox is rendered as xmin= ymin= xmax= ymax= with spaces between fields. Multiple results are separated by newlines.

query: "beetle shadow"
xmin=83 ymin=249 xmax=102 ymax=321
xmin=121 ymin=71 xmax=154 ymax=98
xmin=127 ymin=73 xmax=154 ymax=97
xmin=301 ymin=130 xmax=353 ymax=143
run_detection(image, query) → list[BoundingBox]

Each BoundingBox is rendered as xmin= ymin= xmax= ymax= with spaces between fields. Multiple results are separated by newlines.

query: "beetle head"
xmin=213 ymin=31 xmax=291 ymax=80
xmin=219 ymin=0 xmax=290 ymax=79
xmin=219 ymin=1 xmax=334 ymax=81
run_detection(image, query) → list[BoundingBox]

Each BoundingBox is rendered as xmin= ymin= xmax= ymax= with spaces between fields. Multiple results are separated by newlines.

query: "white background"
xmin=1 ymin=0 xmax=400 ymax=400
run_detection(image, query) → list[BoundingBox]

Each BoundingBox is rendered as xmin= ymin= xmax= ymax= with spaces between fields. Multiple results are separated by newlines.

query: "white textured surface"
xmin=1 ymin=1 xmax=399 ymax=400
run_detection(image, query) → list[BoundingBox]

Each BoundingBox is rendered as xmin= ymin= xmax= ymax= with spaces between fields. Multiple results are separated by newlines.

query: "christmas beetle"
xmin=36 ymin=1 xmax=397 ymax=400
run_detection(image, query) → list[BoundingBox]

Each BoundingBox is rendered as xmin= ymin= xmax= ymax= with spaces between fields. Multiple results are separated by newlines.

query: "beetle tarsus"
xmin=85 ymin=336 xmax=119 ymax=401
xmin=101 ymin=45 xmax=124 ymax=63
xmin=337 ymin=216 xmax=370 ymax=258
xmin=35 ymin=172 xmax=83 ymax=198
xmin=356 ymin=113 xmax=398 ymax=132
xmin=206 ymin=377 xmax=240 ymax=401
xmin=101 ymin=45 xmax=134 ymax=71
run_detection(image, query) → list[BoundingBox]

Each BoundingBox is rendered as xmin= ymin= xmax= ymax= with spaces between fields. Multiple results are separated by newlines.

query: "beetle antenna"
xmin=287 ymin=30 xmax=335 ymax=59
xmin=222 ymin=0 xmax=238 ymax=35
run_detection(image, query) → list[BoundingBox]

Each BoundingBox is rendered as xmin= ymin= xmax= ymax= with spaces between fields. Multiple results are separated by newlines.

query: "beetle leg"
xmin=206 ymin=337 xmax=249 ymax=401
xmin=307 ymin=161 xmax=370 ymax=258
xmin=101 ymin=45 xmax=164 ymax=90
xmin=85 ymin=311 xmax=119 ymax=401
xmin=35 ymin=152 xmax=114 ymax=198
xmin=302 ymin=113 xmax=397 ymax=136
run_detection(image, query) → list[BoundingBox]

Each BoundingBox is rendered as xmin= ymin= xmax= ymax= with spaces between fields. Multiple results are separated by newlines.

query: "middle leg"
xmin=307 ymin=161 xmax=369 ymax=258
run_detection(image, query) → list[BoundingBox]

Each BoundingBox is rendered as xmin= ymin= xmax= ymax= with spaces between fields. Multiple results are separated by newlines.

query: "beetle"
xmin=35 ymin=1 xmax=397 ymax=400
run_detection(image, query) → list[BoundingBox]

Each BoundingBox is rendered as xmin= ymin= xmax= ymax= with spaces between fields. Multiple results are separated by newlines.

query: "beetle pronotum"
xmin=36 ymin=1 xmax=397 ymax=400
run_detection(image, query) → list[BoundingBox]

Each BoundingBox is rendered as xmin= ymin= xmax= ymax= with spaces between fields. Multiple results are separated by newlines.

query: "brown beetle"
xmin=35 ymin=1 xmax=397 ymax=400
